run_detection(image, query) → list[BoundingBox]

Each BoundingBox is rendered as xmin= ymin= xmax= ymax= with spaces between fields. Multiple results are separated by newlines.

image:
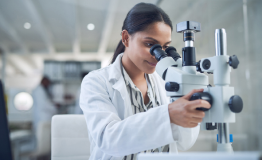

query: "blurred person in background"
xmin=32 ymin=76 xmax=57 ymax=131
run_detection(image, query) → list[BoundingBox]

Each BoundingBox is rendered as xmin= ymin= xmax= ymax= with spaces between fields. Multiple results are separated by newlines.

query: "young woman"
xmin=80 ymin=3 xmax=210 ymax=160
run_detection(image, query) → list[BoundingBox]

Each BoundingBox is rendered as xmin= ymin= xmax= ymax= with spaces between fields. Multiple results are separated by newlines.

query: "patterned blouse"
xmin=120 ymin=58 xmax=169 ymax=160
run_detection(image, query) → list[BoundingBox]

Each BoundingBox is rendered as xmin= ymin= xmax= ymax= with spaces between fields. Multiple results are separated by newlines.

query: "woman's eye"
xmin=145 ymin=43 xmax=169 ymax=49
xmin=146 ymin=43 xmax=154 ymax=47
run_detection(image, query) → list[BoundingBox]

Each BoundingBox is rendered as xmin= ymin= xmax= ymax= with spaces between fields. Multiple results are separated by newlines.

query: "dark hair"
xmin=111 ymin=2 xmax=173 ymax=64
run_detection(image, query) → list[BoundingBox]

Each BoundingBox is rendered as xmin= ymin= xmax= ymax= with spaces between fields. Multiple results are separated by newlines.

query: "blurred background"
xmin=0 ymin=0 xmax=261 ymax=159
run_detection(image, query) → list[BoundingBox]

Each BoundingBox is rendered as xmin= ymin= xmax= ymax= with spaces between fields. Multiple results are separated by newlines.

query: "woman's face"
xmin=125 ymin=22 xmax=172 ymax=74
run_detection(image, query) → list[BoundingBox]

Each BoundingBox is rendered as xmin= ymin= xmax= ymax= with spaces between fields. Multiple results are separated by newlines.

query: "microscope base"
xmin=217 ymin=143 xmax=233 ymax=153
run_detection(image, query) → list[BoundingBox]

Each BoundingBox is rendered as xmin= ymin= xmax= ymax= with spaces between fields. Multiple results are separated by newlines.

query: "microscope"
xmin=150 ymin=21 xmax=243 ymax=152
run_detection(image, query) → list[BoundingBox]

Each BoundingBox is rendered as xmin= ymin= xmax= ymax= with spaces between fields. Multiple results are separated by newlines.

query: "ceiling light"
xmin=14 ymin=92 xmax=33 ymax=111
xmin=87 ymin=23 xmax=95 ymax=30
xmin=24 ymin=22 xmax=31 ymax=29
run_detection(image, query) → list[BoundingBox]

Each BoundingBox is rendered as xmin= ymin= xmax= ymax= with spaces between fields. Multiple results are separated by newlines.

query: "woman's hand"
xmin=168 ymin=89 xmax=211 ymax=128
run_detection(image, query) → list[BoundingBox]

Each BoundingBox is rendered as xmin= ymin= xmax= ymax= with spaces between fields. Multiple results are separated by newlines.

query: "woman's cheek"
xmin=140 ymin=46 xmax=150 ymax=58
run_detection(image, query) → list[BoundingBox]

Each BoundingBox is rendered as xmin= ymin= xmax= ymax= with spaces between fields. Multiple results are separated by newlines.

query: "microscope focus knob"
xmin=190 ymin=92 xmax=213 ymax=111
xmin=165 ymin=82 xmax=179 ymax=92
xmin=228 ymin=95 xmax=243 ymax=113
xmin=229 ymin=55 xmax=239 ymax=69
xmin=196 ymin=60 xmax=203 ymax=73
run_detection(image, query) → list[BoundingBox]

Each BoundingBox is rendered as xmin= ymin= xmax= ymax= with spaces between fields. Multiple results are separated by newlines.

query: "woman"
xmin=80 ymin=2 xmax=210 ymax=160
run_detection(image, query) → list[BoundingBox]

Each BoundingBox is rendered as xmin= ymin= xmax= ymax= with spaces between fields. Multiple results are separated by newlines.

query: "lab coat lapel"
xmin=152 ymin=72 xmax=177 ymax=153
xmin=108 ymin=53 xmax=133 ymax=118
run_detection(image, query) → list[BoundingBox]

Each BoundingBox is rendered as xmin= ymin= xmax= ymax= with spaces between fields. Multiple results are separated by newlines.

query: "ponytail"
xmin=111 ymin=40 xmax=125 ymax=64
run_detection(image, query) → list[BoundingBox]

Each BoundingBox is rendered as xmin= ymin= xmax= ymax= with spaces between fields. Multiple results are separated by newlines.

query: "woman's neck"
xmin=122 ymin=52 xmax=145 ymax=82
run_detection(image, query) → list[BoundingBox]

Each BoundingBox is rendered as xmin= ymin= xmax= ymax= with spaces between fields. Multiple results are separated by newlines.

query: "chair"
xmin=20 ymin=121 xmax=52 ymax=160
xmin=51 ymin=115 xmax=90 ymax=160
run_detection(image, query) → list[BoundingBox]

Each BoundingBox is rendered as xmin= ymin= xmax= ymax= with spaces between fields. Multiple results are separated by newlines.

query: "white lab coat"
xmin=80 ymin=53 xmax=199 ymax=160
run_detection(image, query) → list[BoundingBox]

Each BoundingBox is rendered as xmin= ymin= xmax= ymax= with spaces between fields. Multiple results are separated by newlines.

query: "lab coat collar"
xmin=108 ymin=53 xmax=133 ymax=117
xmin=108 ymin=53 xmax=127 ymax=99
xmin=108 ymin=53 xmax=124 ymax=82
xmin=108 ymin=53 xmax=126 ymax=97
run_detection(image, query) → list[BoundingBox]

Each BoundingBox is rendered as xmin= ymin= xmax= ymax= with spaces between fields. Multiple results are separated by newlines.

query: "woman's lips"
xmin=147 ymin=61 xmax=157 ymax=67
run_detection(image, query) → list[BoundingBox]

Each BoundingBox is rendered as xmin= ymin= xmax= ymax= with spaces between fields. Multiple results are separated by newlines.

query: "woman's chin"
xmin=145 ymin=68 xmax=156 ymax=74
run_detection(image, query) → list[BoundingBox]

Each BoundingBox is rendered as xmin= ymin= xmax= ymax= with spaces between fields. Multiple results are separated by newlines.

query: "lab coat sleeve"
xmin=167 ymin=92 xmax=200 ymax=151
xmin=80 ymin=72 xmax=175 ymax=157
xmin=171 ymin=123 xmax=200 ymax=151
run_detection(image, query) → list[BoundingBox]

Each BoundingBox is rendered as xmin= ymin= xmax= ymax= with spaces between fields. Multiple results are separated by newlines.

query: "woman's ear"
xmin=121 ymin=30 xmax=130 ymax=47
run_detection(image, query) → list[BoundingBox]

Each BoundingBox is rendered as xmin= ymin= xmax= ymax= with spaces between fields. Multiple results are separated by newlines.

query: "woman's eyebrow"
xmin=144 ymin=37 xmax=171 ymax=45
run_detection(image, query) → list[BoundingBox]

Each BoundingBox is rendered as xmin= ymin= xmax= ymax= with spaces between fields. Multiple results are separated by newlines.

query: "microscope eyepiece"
xmin=150 ymin=44 xmax=162 ymax=55
xmin=165 ymin=46 xmax=181 ymax=61
xmin=150 ymin=44 xmax=167 ymax=61
xmin=165 ymin=46 xmax=176 ymax=52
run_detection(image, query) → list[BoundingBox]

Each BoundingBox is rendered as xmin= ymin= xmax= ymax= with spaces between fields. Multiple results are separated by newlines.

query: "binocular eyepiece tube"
xmin=150 ymin=44 xmax=181 ymax=62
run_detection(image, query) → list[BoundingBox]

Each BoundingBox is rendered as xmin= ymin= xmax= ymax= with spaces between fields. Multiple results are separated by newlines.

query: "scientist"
xmin=32 ymin=76 xmax=57 ymax=131
xmin=80 ymin=2 xmax=210 ymax=160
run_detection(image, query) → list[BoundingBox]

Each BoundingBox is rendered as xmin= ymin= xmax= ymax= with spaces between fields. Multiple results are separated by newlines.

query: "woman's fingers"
xmin=168 ymin=89 xmax=211 ymax=128
xmin=188 ymin=110 xmax=205 ymax=119
xmin=183 ymin=88 xmax=204 ymax=100
xmin=187 ymin=99 xmax=211 ymax=111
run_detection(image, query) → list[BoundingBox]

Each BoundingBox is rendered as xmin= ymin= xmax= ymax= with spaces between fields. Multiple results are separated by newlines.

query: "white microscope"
xmin=150 ymin=21 xmax=243 ymax=152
